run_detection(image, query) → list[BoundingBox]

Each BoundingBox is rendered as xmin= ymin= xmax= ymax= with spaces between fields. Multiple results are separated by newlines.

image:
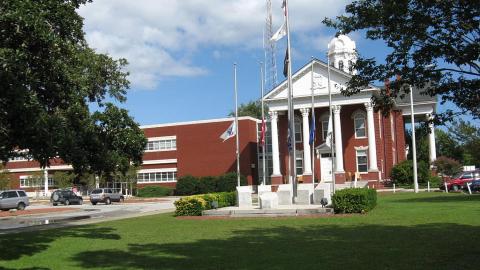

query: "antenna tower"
xmin=264 ymin=0 xmax=277 ymax=91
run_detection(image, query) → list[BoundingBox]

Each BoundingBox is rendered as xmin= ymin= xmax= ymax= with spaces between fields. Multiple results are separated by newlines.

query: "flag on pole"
xmin=309 ymin=116 xmax=315 ymax=145
xmin=283 ymin=48 xmax=289 ymax=77
xmin=270 ymin=22 xmax=286 ymax=42
xmin=287 ymin=126 xmax=293 ymax=152
xmin=260 ymin=118 xmax=267 ymax=147
xmin=325 ymin=115 xmax=333 ymax=148
xmin=220 ymin=121 xmax=236 ymax=142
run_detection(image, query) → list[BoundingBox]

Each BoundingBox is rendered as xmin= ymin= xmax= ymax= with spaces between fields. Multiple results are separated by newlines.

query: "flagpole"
xmin=260 ymin=62 xmax=266 ymax=186
xmin=327 ymin=54 xmax=335 ymax=194
xmin=310 ymin=56 xmax=316 ymax=191
xmin=234 ymin=63 xmax=240 ymax=187
xmin=284 ymin=0 xmax=296 ymax=202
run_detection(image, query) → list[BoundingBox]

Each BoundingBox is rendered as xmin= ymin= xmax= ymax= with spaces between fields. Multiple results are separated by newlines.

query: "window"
xmin=19 ymin=176 xmax=53 ymax=188
xmin=354 ymin=113 xmax=366 ymax=138
xmin=296 ymin=151 xmax=303 ymax=175
xmin=322 ymin=121 xmax=329 ymax=140
xmin=145 ymin=137 xmax=177 ymax=151
xmin=356 ymin=150 xmax=368 ymax=173
xmin=348 ymin=60 xmax=353 ymax=71
xmin=294 ymin=117 xmax=302 ymax=143
xmin=137 ymin=171 xmax=177 ymax=183
xmin=338 ymin=60 xmax=344 ymax=71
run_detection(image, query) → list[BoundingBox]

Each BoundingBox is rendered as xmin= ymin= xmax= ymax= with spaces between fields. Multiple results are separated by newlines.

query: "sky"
xmin=77 ymin=0 xmax=470 ymax=127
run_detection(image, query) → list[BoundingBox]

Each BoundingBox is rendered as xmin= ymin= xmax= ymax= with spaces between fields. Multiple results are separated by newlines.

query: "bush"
xmin=174 ymin=191 xmax=236 ymax=216
xmin=216 ymin=172 xmax=247 ymax=192
xmin=137 ymin=186 xmax=173 ymax=197
xmin=390 ymin=160 xmax=430 ymax=184
xmin=428 ymin=175 xmax=442 ymax=188
xmin=197 ymin=176 xmax=217 ymax=194
xmin=332 ymin=188 xmax=377 ymax=214
xmin=175 ymin=175 xmax=198 ymax=195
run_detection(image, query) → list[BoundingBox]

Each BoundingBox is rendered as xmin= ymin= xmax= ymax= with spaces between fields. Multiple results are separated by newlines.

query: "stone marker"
xmin=277 ymin=184 xmax=293 ymax=205
xmin=257 ymin=185 xmax=272 ymax=198
xmin=296 ymin=184 xmax=314 ymax=205
xmin=236 ymin=186 xmax=252 ymax=207
xmin=314 ymin=183 xmax=332 ymax=206
xmin=259 ymin=192 xmax=279 ymax=209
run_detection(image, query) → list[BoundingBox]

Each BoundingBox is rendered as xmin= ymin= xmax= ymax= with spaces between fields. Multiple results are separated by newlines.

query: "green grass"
xmin=1 ymin=192 xmax=479 ymax=270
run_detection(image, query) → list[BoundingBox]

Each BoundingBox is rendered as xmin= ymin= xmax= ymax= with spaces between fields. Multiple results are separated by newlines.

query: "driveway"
xmin=0 ymin=197 xmax=178 ymax=234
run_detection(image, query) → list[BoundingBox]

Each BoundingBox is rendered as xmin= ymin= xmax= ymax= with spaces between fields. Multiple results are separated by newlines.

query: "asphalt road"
xmin=0 ymin=197 xmax=178 ymax=234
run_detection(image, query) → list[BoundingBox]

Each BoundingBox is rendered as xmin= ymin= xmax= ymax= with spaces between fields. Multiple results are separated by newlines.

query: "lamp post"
xmin=409 ymin=85 xmax=419 ymax=193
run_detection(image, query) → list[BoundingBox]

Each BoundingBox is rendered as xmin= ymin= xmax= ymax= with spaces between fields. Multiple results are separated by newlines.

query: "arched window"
xmin=352 ymin=110 xmax=366 ymax=138
xmin=338 ymin=60 xmax=344 ymax=71
xmin=348 ymin=60 xmax=353 ymax=71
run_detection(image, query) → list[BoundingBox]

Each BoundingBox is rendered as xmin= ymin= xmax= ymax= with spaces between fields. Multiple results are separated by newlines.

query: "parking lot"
xmin=0 ymin=197 xmax=178 ymax=233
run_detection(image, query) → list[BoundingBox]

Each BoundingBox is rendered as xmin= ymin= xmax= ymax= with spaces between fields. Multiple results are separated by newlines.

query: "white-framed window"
xmin=19 ymin=175 xmax=54 ymax=188
xmin=356 ymin=150 xmax=368 ymax=173
xmin=338 ymin=60 xmax=344 ymax=71
xmin=295 ymin=151 xmax=303 ymax=175
xmin=353 ymin=112 xmax=366 ymax=138
xmin=145 ymin=137 xmax=177 ymax=152
xmin=321 ymin=120 xmax=329 ymax=140
xmin=294 ymin=117 xmax=302 ymax=143
xmin=137 ymin=170 xmax=177 ymax=183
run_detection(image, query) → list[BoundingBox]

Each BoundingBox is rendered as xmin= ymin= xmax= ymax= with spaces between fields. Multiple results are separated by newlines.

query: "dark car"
xmin=440 ymin=170 xmax=480 ymax=191
xmin=467 ymin=180 xmax=480 ymax=192
xmin=0 ymin=190 xmax=29 ymax=210
xmin=51 ymin=189 xmax=83 ymax=206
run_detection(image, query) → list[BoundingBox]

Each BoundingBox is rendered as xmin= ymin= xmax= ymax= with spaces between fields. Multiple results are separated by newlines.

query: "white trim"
xmin=354 ymin=146 xmax=369 ymax=151
xmin=144 ymin=149 xmax=177 ymax=153
xmin=355 ymin=149 xmax=368 ymax=173
xmin=353 ymin=111 xmax=367 ymax=139
xmin=142 ymin=159 xmax=177 ymax=165
xmin=140 ymin=116 xmax=259 ymax=129
xmin=7 ymin=165 xmax=73 ymax=173
xmin=137 ymin=168 xmax=177 ymax=174
xmin=147 ymin=136 xmax=176 ymax=141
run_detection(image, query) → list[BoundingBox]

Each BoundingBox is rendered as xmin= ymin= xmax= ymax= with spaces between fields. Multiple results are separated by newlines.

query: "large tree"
xmin=0 ymin=0 xmax=146 ymax=176
xmin=229 ymin=100 xmax=266 ymax=119
xmin=324 ymin=0 xmax=479 ymax=122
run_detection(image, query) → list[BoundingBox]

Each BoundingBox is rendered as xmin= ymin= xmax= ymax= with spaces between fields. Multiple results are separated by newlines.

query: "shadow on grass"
xmin=395 ymin=193 xmax=480 ymax=203
xmin=0 ymin=226 xmax=120 ymax=261
xmin=71 ymin=223 xmax=480 ymax=270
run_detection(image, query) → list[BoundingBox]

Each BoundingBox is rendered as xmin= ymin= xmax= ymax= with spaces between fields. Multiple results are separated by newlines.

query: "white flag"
xmin=220 ymin=121 xmax=236 ymax=142
xmin=325 ymin=115 xmax=333 ymax=148
xmin=270 ymin=22 xmax=286 ymax=42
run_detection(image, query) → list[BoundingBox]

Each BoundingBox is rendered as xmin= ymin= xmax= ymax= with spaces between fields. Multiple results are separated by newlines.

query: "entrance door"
xmin=320 ymin=153 xmax=333 ymax=182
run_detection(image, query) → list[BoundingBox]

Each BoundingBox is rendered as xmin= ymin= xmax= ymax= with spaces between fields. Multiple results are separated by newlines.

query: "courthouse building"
xmin=2 ymin=35 xmax=437 ymax=193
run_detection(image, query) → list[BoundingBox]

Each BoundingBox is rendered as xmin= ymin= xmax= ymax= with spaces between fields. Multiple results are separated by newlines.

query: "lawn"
xmin=1 ymin=192 xmax=479 ymax=270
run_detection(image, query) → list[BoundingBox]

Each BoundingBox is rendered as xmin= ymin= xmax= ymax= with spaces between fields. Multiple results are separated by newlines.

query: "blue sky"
xmin=78 ymin=0 xmax=472 ymax=126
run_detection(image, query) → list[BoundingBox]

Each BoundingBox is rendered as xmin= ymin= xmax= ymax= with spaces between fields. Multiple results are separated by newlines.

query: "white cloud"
xmin=78 ymin=0 xmax=350 ymax=89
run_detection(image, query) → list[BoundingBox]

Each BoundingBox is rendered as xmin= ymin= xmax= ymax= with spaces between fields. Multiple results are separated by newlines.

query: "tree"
xmin=324 ymin=0 xmax=479 ymax=122
xmin=405 ymin=126 xmax=429 ymax=162
xmin=0 ymin=0 xmax=146 ymax=176
xmin=0 ymin=164 xmax=12 ymax=190
xmin=447 ymin=119 xmax=480 ymax=166
xmin=436 ymin=129 xmax=463 ymax=161
xmin=229 ymin=101 xmax=266 ymax=119
xmin=53 ymin=171 xmax=75 ymax=189
xmin=432 ymin=156 xmax=462 ymax=177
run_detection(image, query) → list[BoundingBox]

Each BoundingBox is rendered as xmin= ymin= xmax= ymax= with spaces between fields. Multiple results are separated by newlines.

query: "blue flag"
xmin=309 ymin=116 xmax=316 ymax=145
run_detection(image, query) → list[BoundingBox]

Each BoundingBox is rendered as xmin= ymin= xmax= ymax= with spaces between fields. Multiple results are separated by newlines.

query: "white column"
xmin=333 ymin=105 xmax=344 ymax=172
xmin=43 ymin=169 xmax=49 ymax=196
xmin=300 ymin=108 xmax=312 ymax=175
xmin=365 ymin=102 xmax=379 ymax=171
xmin=428 ymin=114 xmax=437 ymax=164
xmin=269 ymin=111 xmax=281 ymax=176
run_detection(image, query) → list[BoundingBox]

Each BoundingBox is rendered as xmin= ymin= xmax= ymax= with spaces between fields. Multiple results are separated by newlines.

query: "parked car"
xmin=0 ymin=190 xmax=30 ymax=211
xmin=50 ymin=189 xmax=83 ymax=206
xmin=89 ymin=188 xmax=124 ymax=205
xmin=440 ymin=170 xmax=480 ymax=191
xmin=466 ymin=179 xmax=480 ymax=192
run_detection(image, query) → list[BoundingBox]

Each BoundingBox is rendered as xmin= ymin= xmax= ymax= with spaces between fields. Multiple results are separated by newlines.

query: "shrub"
xmin=197 ymin=176 xmax=217 ymax=194
xmin=174 ymin=191 xmax=236 ymax=216
xmin=390 ymin=160 xmax=430 ymax=184
xmin=137 ymin=186 xmax=173 ymax=197
xmin=175 ymin=175 xmax=198 ymax=195
xmin=428 ymin=175 xmax=442 ymax=188
xmin=432 ymin=156 xmax=462 ymax=177
xmin=332 ymin=188 xmax=377 ymax=214
xmin=174 ymin=196 xmax=207 ymax=216
xmin=216 ymin=172 xmax=247 ymax=192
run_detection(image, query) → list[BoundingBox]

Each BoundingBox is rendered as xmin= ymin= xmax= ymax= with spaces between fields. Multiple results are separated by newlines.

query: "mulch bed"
xmin=176 ymin=213 xmax=357 ymax=220
xmin=0 ymin=208 xmax=81 ymax=218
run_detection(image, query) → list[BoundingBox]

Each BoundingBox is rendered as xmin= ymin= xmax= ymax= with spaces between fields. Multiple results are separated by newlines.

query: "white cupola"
xmin=328 ymin=34 xmax=357 ymax=75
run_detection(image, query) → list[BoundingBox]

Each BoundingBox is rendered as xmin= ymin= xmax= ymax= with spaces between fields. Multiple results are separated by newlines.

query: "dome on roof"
xmin=328 ymin=34 xmax=356 ymax=54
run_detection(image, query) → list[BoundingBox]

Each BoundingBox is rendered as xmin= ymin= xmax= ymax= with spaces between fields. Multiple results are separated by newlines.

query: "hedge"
xmin=174 ymin=191 xmax=236 ymax=216
xmin=137 ymin=186 xmax=173 ymax=197
xmin=390 ymin=160 xmax=430 ymax=184
xmin=332 ymin=188 xmax=377 ymax=214
xmin=175 ymin=173 xmax=247 ymax=195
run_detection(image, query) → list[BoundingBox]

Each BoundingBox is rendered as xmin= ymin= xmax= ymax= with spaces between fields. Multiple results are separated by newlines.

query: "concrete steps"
xmin=203 ymin=206 xmax=333 ymax=218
